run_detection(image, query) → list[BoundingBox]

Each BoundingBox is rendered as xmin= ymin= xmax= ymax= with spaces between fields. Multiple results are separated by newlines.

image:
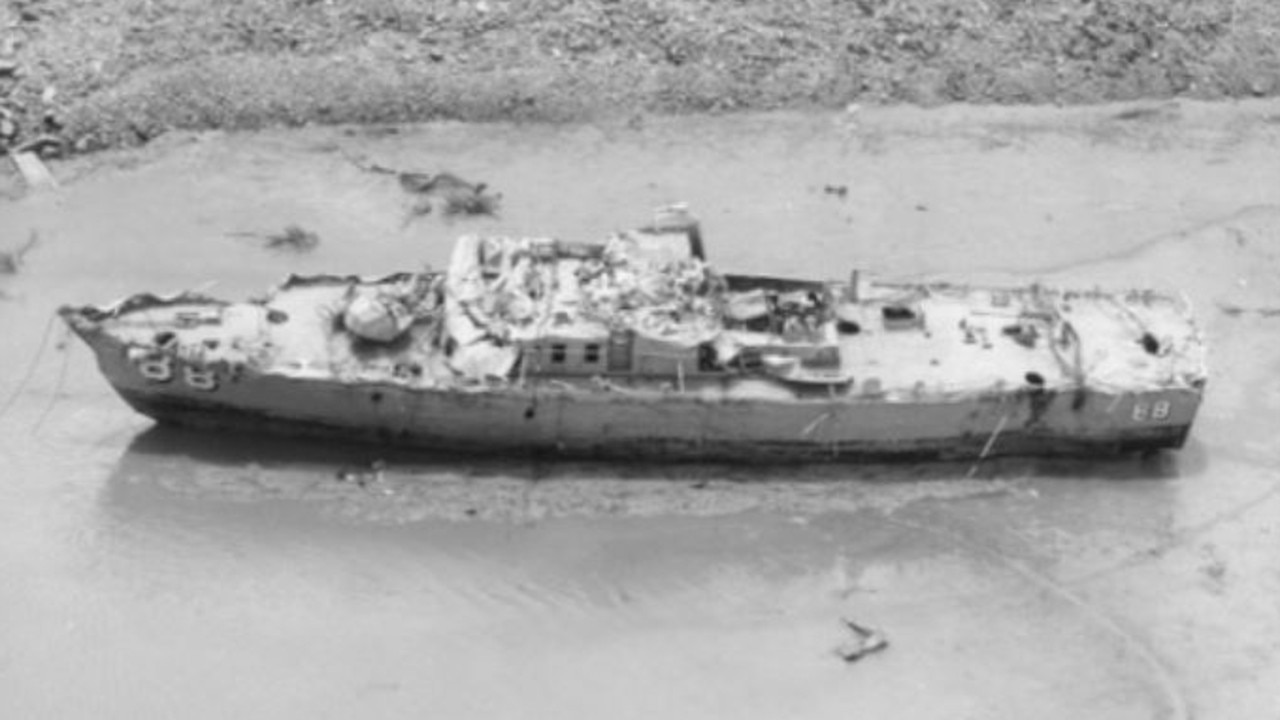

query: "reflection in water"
xmin=95 ymin=421 xmax=1194 ymax=621
xmin=81 ymin=424 xmax=1191 ymax=720
xmin=102 ymin=424 xmax=1195 ymax=526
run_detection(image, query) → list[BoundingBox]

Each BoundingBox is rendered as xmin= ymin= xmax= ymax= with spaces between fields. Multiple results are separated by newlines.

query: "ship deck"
xmin=66 ymin=269 xmax=1206 ymax=405
xmin=831 ymin=281 xmax=1204 ymax=400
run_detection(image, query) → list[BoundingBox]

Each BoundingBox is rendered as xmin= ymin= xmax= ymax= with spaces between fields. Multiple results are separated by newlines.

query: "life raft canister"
xmin=343 ymin=295 xmax=413 ymax=343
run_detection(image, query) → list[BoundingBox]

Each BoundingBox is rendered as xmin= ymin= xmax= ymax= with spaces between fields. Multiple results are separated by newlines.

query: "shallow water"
xmin=2 ymin=101 xmax=1280 ymax=719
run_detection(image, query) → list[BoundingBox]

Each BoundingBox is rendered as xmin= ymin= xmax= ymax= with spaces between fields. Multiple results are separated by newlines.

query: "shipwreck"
xmin=61 ymin=208 xmax=1207 ymax=462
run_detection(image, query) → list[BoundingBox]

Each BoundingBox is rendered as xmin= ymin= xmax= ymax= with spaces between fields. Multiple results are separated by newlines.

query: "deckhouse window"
xmin=584 ymin=343 xmax=601 ymax=364
xmin=550 ymin=344 xmax=567 ymax=363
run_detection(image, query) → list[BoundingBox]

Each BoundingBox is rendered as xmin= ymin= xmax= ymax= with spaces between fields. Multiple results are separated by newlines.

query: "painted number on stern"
xmin=1132 ymin=399 xmax=1171 ymax=422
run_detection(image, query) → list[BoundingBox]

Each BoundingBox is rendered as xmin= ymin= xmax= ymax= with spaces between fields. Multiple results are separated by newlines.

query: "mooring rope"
xmin=31 ymin=324 xmax=73 ymax=434
xmin=0 ymin=311 xmax=58 ymax=423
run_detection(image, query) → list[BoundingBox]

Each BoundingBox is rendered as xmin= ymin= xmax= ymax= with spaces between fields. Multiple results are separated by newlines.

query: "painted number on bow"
xmin=137 ymin=356 xmax=173 ymax=383
xmin=182 ymin=365 xmax=219 ymax=392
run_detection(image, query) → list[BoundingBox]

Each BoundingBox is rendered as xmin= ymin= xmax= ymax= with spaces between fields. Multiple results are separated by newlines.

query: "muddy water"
xmin=3 ymin=101 xmax=1280 ymax=719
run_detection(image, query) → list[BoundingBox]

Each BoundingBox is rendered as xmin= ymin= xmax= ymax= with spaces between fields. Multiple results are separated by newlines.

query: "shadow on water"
xmin=91 ymin=424 xmax=1196 ymax=659
xmin=97 ymin=424 xmax=1204 ymax=529
xmin=110 ymin=424 xmax=1204 ymax=483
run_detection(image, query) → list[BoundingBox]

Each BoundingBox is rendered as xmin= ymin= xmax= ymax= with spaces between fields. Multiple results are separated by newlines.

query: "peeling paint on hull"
xmin=118 ymin=388 xmax=1192 ymax=462
xmin=101 ymin=360 xmax=1195 ymax=463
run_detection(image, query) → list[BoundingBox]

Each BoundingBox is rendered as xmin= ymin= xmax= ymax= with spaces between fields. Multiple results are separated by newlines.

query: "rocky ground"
xmin=1 ymin=0 xmax=1279 ymax=154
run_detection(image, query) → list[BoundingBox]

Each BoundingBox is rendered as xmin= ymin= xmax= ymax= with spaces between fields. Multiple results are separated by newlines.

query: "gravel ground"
xmin=1 ymin=0 xmax=1279 ymax=153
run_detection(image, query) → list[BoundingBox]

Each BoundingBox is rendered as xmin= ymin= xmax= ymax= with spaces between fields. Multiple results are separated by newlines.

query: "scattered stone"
xmin=0 ymin=58 xmax=17 ymax=77
xmin=14 ymin=134 xmax=64 ymax=158
xmin=335 ymin=459 xmax=387 ymax=488
xmin=823 ymin=184 xmax=848 ymax=199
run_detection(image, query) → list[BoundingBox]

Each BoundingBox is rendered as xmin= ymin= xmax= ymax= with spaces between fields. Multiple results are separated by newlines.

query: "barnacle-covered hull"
xmin=62 ymin=213 xmax=1207 ymax=463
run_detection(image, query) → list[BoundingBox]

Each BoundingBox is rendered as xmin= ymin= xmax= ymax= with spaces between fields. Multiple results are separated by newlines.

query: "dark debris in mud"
xmin=227 ymin=225 xmax=320 ymax=253
xmin=0 ymin=230 xmax=39 ymax=274
xmin=345 ymin=154 xmax=501 ymax=222
xmin=834 ymin=618 xmax=889 ymax=664
xmin=438 ymin=186 xmax=501 ymax=219
xmin=1216 ymin=302 xmax=1280 ymax=318
xmin=402 ymin=170 xmax=502 ymax=221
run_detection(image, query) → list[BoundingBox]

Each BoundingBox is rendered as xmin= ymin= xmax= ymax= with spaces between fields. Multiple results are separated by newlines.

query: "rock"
xmin=9 ymin=151 xmax=59 ymax=190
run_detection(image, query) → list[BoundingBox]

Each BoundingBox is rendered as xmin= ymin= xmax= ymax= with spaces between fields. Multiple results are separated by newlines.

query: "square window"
xmin=551 ymin=344 xmax=567 ymax=363
xmin=584 ymin=343 xmax=601 ymax=364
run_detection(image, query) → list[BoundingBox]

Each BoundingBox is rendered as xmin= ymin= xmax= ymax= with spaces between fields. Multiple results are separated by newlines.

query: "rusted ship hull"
xmin=114 ymin=387 xmax=1194 ymax=461
xmin=79 ymin=331 xmax=1198 ymax=462
xmin=63 ymin=211 xmax=1207 ymax=464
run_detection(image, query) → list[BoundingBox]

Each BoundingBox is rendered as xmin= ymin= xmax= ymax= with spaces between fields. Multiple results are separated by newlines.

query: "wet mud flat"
xmin=2 ymin=101 xmax=1280 ymax=719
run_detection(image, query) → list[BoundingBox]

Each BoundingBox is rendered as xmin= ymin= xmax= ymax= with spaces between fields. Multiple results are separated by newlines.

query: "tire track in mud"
xmin=883 ymin=511 xmax=1189 ymax=720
